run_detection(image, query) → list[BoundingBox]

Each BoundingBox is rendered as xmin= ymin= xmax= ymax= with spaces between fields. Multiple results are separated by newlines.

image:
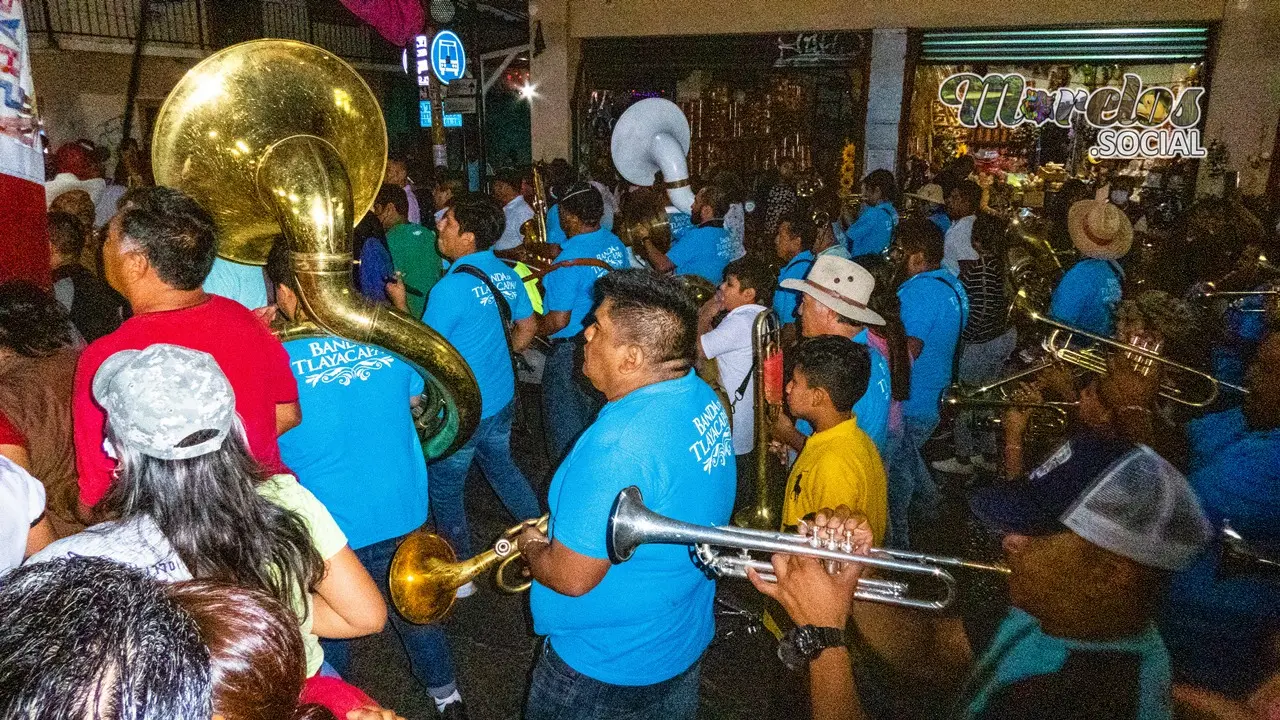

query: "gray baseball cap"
xmin=93 ymin=344 xmax=237 ymax=461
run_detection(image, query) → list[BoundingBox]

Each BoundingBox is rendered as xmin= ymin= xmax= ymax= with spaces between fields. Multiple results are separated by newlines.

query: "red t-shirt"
xmin=74 ymin=295 xmax=299 ymax=506
xmin=0 ymin=411 xmax=25 ymax=447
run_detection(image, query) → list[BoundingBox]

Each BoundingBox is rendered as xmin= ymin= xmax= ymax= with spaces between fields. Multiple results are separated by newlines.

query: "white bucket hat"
xmin=780 ymin=255 xmax=885 ymax=327
xmin=1067 ymin=198 xmax=1133 ymax=261
xmin=906 ymin=183 xmax=945 ymax=205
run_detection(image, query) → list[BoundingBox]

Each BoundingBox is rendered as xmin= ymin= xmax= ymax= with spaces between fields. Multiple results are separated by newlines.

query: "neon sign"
xmin=937 ymin=72 xmax=1206 ymax=160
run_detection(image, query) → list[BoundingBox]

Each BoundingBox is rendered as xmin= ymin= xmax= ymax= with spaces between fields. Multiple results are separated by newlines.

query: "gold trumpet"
xmin=734 ymin=310 xmax=785 ymax=530
xmin=1015 ymin=290 xmax=1247 ymax=408
xmin=940 ymin=361 xmax=1078 ymax=439
xmin=390 ymin=515 xmax=548 ymax=625
xmin=150 ymin=40 xmax=479 ymax=458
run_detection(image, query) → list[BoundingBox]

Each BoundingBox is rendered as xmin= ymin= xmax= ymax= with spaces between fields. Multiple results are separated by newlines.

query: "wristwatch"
xmin=778 ymin=624 xmax=847 ymax=671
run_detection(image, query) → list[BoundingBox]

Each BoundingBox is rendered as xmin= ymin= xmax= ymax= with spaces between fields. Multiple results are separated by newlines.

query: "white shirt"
xmin=1 ymin=457 xmax=44 ymax=573
xmin=495 ymin=196 xmax=535 ymax=251
xmin=700 ymin=303 xmax=766 ymax=455
xmin=943 ymin=214 xmax=978 ymax=275
xmin=589 ymin=180 xmax=617 ymax=231
xmin=30 ymin=514 xmax=192 ymax=581
xmin=403 ymin=184 xmax=421 ymax=224
xmin=724 ymin=203 xmax=747 ymax=261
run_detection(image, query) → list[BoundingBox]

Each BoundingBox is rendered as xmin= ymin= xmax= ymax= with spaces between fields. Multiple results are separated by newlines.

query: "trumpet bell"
xmin=151 ymin=39 xmax=386 ymax=265
xmin=388 ymin=531 xmax=462 ymax=625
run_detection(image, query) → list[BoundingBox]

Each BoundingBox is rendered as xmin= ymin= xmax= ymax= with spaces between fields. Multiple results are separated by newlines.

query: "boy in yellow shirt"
xmin=780 ymin=336 xmax=888 ymax=544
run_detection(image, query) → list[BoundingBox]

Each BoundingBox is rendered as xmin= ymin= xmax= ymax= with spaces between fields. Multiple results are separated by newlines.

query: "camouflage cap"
xmin=93 ymin=344 xmax=237 ymax=461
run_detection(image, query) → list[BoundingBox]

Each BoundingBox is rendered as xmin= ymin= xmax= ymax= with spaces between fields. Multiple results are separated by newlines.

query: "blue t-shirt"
xmin=929 ymin=210 xmax=952 ymax=234
xmin=668 ymin=211 xmax=693 ymax=239
xmin=1160 ymin=408 xmax=1280 ymax=696
xmin=424 ymin=250 xmax=534 ymax=419
xmin=543 ymin=228 xmax=627 ymax=339
xmin=773 ymin=250 xmax=816 ymax=325
xmin=203 ymin=257 xmax=268 ymax=310
xmin=667 ymin=222 xmax=734 ymax=284
xmin=547 ymin=203 xmax=568 ymax=246
xmin=358 ymin=239 xmax=395 ymax=304
xmin=795 ymin=330 xmax=891 ymax=456
xmin=965 ymin=608 xmax=1173 ymax=720
xmin=278 ymin=337 xmax=427 ymax=550
xmin=899 ymin=269 xmax=969 ymax=422
xmin=845 ymin=202 xmax=898 ymax=257
xmin=1049 ymin=258 xmax=1123 ymax=338
xmin=531 ymin=371 xmax=735 ymax=685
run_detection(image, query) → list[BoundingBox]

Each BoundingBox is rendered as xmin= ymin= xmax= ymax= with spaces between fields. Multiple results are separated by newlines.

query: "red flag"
xmin=337 ymin=0 xmax=424 ymax=48
xmin=0 ymin=1 xmax=49 ymax=288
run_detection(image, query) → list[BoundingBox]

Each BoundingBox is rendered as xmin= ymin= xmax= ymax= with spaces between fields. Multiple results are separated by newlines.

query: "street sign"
xmin=445 ymin=78 xmax=477 ymax=96
xmin=419 ymin=101 xmax=464 ymax=128
xmin=430 ymin=30 xmax=466 ymax=85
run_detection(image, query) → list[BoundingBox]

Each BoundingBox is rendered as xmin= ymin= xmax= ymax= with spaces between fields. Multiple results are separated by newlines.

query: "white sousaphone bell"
xmin=610 ymin=98 xmax=695 ymax=214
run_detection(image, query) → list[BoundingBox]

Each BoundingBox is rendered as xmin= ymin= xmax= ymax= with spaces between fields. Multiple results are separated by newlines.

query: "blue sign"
xmin=419 ymin=101 xmax=463 ymax=128
xmin=430 ymin=30 xmax=466 ymax=85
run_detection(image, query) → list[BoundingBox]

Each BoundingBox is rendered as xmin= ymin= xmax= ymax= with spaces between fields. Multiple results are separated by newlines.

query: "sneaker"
xmin=455 ymin=581 xmax=477 ymax=599
xmin=437 ymin=696 xmax=468 ymax=720
xmin=930 ymin=456 xmax=974 ymax=475
xmin=970 ymin=454 xmax=998 ymax=472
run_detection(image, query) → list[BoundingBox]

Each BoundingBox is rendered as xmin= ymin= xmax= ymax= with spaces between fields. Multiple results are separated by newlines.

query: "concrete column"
xmin=1200 ymin=0 xmax=1280 ymax=197
xmin=863 ymin=29 xmax=908 ymax=177
xmin=528 ymin=0 xmax=576 ymax=162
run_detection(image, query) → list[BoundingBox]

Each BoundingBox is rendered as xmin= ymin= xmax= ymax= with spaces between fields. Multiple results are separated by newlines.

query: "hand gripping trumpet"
xmin=607 ymin=487 xmax=1009 ymax=612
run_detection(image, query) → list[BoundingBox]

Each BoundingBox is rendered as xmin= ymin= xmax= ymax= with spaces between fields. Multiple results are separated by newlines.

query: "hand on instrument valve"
xmin=384 ymin=272 xmax=409 ymax=313
xmin=748 ymin=505 xmax=872 ymax=628
xmin=514 ymin=519 xmax=551 ymax=557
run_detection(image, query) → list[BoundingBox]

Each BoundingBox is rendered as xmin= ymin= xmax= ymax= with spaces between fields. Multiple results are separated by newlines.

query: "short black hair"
xmin=863 ymin=168 xmax=900 ymax=206
xmin=434 ymin=171 xmax=467 ymax=200
xmin=778 ymin=209 xmax=817 ymax=252
xmin=559 ymin=183 xmax=604 ymax=226
xmin=699 ymin=183 xmax=731 ymax=218
xmin=593 ymin=269 xmax=697 ymax=371
xmin=0 ymin=556 xmax=212 ymax=720
xmin=375 ymin=183 xmax=409 ymax=217
xmin=0 ymin=280 xmax=75 ymax=357
xmin=264 ymin=237 xmax=298 ymax=295
xmin=47 ymin=211 xmax=85 ymax=257
xmin=896 ymin=217 xmax=946 ymax=266
xmin=451 ymin=192 xmax=506 ymax=251
xmin=723 ymin=255 xmax=777 ymax=306
xmin=953 ymin=180 xmax=982 ymax=213
xmin=792 ymin=335 xmax=871 ymax=412
xmin=117 ymin=186 xmax=218 ymax=291
xmin=492 ymin=166 xmax=525 ymax=192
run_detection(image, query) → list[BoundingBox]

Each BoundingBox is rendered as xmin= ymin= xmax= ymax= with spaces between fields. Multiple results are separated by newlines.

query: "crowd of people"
xmin=1 ymin=135 xmax=1278 ymax=720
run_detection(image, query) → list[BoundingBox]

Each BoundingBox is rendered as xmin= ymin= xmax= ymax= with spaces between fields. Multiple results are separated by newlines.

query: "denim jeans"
xmin=952 ymin=328 xmax=1017 ymax=458
xmin=319 ymin=534 xmax=457 ymax=694
xmin=542 ymin=339 xmax=604 ymax=462
xmin=525 ymin=641 xmax=701 ymax=720
xmin=885 ymin=415 xmax=941 ymax=549
xmin=428 ymin=401 xmax=541 ymax=559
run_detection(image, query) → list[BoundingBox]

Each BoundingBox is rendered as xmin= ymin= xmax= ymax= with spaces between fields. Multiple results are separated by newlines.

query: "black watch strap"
xmin=778 ymin=624 xmax=847 ymax=671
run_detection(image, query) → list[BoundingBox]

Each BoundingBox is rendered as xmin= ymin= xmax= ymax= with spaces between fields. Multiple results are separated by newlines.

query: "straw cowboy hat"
xmin=1067 ymin=197 xmax=1133 ymax=261
xmin=780 ymin=255 xmax=885 ymax=327
xmin=906 ymin=183 xmax=945 ymax=205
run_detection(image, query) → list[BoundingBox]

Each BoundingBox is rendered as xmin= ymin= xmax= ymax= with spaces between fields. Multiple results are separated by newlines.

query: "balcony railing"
xmin=28 ymin=0 xmax=399 ymax=63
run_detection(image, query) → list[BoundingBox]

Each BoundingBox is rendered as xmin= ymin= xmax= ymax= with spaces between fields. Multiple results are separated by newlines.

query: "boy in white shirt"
xmin=697 ymin=257 xmax=777 ymax=514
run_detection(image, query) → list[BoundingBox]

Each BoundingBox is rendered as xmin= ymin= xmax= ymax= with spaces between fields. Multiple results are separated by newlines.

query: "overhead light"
xmin=519 ymin=82 xmax=538 ymax=101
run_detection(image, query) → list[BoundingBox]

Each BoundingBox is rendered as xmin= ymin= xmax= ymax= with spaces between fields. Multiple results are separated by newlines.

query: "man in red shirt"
xmin=73 ymin=187 xmax=300 ymax=509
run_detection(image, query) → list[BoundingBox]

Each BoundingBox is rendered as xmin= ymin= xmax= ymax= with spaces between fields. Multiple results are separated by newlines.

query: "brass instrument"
xmin=1015 ymin=290 xmax=1247 ymax=408
xmin=519 ymin=163 xmax=560 ymax=268
xmin=389 ymin=515 xmax=549 ymax=624
xmin=151 ymin=40 xmax=480 ymax=458
xmin=734 ymin=310 xmax=784 ymax=530
xmin=941 ymin=361 xmax=1078 ymax=439
xmin=609 ymin=486 xmax=1010 ymax=612
xmin=1194 ymin=286 xmax=1280 ymax=314
xmin=1219 ymin=520 xmax=1280 ymax=579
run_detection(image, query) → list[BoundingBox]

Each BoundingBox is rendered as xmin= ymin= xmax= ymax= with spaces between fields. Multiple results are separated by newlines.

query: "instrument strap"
xmin=452 ymin=264 xmax=519 ymax=382
xmin=930 ymin=275 xmax=968 ymax=378
xmin=528 ymin=257 xmax=614 ymax=281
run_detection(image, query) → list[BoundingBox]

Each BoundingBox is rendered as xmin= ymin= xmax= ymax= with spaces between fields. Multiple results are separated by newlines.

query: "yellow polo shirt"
xmin=781 ymin=417 xmax=888 ymax=545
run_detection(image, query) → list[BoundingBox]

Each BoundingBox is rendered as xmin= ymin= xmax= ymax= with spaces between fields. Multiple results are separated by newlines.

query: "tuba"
xmin=151 ymin=40 xmax=480 ymax=457
xmin=610 ymin=98 xmax=693 ymax=257
xmin=734 ymin=310 xmax=785 ymax=530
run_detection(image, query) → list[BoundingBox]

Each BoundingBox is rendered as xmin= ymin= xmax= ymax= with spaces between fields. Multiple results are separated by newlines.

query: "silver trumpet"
xmin=607 ymin=486 xmax=1010 ymax=612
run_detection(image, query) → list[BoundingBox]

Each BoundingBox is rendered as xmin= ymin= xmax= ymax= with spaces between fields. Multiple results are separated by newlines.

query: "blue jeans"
xmin=542 ymin=339 xmax=603 ymax=462
xmin=885 ymin=415 xmax=942 ymax=549
xmin=320 ymin=535 xmax=457 ymax=694
xmin=953 ymin=328 xmax=1017 ymax=457
xmin=428 ymin=401 xmax=541 ymax=559
xmin=525 ymin=641 xmax=701 ymax=720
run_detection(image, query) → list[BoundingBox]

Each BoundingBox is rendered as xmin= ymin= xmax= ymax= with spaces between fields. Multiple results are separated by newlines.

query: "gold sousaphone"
xmin=151 ymin=40 xmax=479 ymax=457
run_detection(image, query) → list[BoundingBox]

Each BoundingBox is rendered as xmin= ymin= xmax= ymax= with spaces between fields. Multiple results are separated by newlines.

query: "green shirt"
xmin=386 ymin=222 xmax=441 ymax=319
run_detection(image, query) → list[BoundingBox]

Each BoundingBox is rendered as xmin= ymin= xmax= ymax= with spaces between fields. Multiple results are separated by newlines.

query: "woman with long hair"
xmin=30 ymin=343 xmax=386 ymax=682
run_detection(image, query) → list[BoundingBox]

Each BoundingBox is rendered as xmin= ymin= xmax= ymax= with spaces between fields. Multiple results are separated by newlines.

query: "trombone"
xmin=940 ymin=360 xmax=1078 ymax=438
xmin=735 ymin=309 xmax=784 ymax=530
xmin=1194 ymin=287 xmax=1280 ymax=314
xmin=1015 ymin=290 xmax=1248 ymax=408
xmin=608 ymin=486 xmax=1009 ymax=612
xmin=389 ymin=515 xmax=547 ymax=625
